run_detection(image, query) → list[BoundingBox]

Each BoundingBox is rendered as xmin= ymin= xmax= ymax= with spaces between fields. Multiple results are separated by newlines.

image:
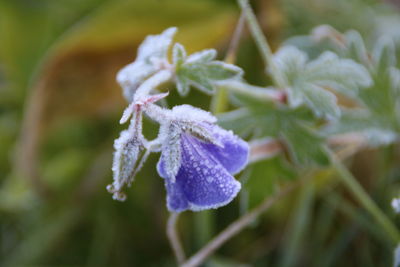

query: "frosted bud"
xmin=108 ymin=128 xmax=142 ymax=201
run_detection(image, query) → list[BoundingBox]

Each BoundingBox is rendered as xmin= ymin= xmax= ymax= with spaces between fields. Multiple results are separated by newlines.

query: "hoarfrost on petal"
xmin=171 ymin=104 xmax=217 ymax=123
xmin=159 ymin=134 xmax=241 ymax=212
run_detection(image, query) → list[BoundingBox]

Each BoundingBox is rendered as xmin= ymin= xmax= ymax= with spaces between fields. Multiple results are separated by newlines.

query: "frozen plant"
xmin=107 ymin=0 xmax=400 ymax=265
xmin=107 ymin=27 xmax=249 ymax=212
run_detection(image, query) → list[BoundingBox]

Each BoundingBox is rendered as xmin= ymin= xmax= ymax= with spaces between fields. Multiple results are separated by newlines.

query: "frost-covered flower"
xmin=117 ymin=27 xmax=176 ymax=102
xmin=156 ymin=105 xmax=249 ymax=212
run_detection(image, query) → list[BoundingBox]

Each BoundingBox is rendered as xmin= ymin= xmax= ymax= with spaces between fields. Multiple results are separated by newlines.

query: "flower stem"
xmin=237 ymin=0 xmax=286 ymax=88
xmin=330 ymin=152 xmax=400 ymax=244
xmin=215 ymin=80 xmax=285 ymax=103
xmin=167 ymin=213 xmax=186 ymax=265
xmin=134 ymin=70 xmax=172 ymax=102
xmin=211 ymin=11 xmax=245 ymax=114
xmin=181 ymin=181 xmax=301 ymax=267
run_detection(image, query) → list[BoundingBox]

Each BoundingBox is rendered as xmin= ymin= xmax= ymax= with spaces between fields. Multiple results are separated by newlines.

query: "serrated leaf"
xmin=299 ymin=84 xmax=341 ymax=119
xmin=274 ymin=46 xmax=371 ymax=119
xmin=303 ymin=51 xmax=372 ymax=95
xmin=117 ymin=27 xmax=177 ymax=101
xmin=220 ymin=94 xmax=328 ymax=166
xmin=203 ymin=62 xmax=243 ymax=80
xmin=343 ymin=30 xmax=369 ymax=65
xmin=172 ymin=43 xmax=187 ymax=67
xmin=177 ymin=63 xmax=215 ymax=94
xmin=186 ymin=49 xmax=217 ymax=63
xmin=323 ymin=110 xmax=398 ymax=146
xmin=281 ymin=122 xmax=330 ymax=166
xmin=175 ymin=49 xmax=243 ymax=96
xmin=372 ymin=37 xmax=397 ymax=74
xmin=273 ymin=46 xmax=307 ymax=86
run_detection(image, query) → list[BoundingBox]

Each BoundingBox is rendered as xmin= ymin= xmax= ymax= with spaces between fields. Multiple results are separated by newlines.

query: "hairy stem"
xmin=215 ymin=80 xmax=286 ymax=103
xmin=134 ymin=70 xmax=172 ymax=101
xmin=211 ymin=11 xmax=245 ymax=114
xmin=238 ymin=0 xmax=286 ymax=88
xmin=182 ymin=181 xmax=300 ymax=267
xmin=225 ymin=11 xmax=246 ymax=65
xmin=167 ymin=213 xmax=186 ymax=265
xmin=330 ymin=152 xmax=400 ymax=244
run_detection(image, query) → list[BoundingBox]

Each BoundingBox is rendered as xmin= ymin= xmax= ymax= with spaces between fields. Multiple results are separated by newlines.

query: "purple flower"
xmin=156 ymin=105 xmax=249 ymax=212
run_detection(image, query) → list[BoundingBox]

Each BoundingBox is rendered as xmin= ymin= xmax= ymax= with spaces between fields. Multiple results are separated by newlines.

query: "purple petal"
xmin=157 ymin=134 xmax=241 ymax=212
xmin=199 ymin=124 xmax=249 ymax=175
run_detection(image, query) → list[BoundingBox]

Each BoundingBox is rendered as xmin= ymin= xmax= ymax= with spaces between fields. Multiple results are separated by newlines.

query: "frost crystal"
xmin=116 ymin=27 xmax=177 ymax=102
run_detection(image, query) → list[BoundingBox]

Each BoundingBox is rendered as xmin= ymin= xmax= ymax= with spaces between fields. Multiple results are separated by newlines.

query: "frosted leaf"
xmin=273 ymin=46 xmax=307 ymax=85
xmin=273 ymin=45 xmax=371 ymax=119
xmin=323 ymin=109 xmax=398 ymax=147
xmin=362 ymin=128 xmax=398 ymax=146
xmin=186 ymin=49 xmax=217 ymax=64
xmin=296 ymin=83 xmax=341 ymax=119
xmin=304 ymin=51 xmax=372 ymax=94
xmin=172 ymin=43 xmax=187 ymax=67
xmin=116 ymin=27 xmax=177 ymax=102
xmin=136 ymin=27 xmax=177 ymax=61
xmin=311 ymin=25 xmax=345 ymax=47
xmin=390 ymin=68 xmax=400 ymax=91
xmin=372 ymin=36 xmax=397 ymax=74
xmin=174 ymin=46 xmax=243 ymax=96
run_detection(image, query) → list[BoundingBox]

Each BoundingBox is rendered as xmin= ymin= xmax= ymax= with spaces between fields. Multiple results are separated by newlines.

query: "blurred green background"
xmin=1 ymin=0 xmax=400 ymax=266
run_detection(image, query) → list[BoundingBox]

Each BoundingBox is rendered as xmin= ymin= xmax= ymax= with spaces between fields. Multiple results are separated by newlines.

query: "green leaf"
xmin=324 ymin=110 xmax=398 ymax=146
xmin=372 ymin=37 xmax=397 ymax=75
xmin=281 ymin=122 xmax=330 ymax=166
xmin=343 ymin=30 xmax=369 ymax=65
xmin=303 ymin=51 xmax=372 ymax=96
xmin=220 ymin=95 xmax=328 ymax=166
xmin=299 ymin=84 xmax=340 ymax=119
xmin=186 ymin=49 xmax=217 ymax=63
xmin=273 ymin=46 xmax=371 ymax=119
xmin=175 ymin=49 xmax=243 ymax=96
xmin=172 ymin=43 xmax=187 ymax=68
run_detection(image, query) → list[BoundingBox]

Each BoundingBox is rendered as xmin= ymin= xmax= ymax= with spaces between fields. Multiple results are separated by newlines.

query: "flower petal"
xmin=199 ymin=124 xmax=249 ymax=175
xmin=158 ymin=134 xmax=241 ymax=212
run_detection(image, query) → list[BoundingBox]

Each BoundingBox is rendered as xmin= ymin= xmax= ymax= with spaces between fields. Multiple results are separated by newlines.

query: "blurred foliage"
xmin=0 ymin=0 xmax=400 ymax=266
